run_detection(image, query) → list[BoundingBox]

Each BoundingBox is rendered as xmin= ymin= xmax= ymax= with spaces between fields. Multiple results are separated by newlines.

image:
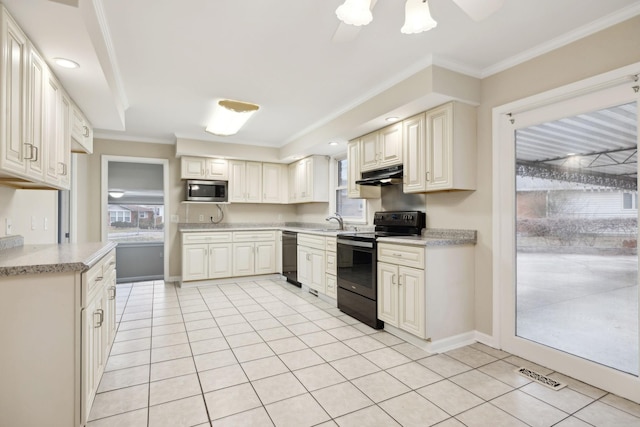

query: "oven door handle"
xmin=337 ymin=239 xmax=375 ymax=249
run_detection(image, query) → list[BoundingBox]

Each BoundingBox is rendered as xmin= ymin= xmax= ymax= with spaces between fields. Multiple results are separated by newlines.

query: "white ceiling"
xmin=3 ymin=0 xmax=640 ymax=156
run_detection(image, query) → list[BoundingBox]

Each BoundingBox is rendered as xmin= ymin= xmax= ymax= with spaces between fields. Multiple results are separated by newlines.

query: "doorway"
xmin=494 ymin=66 xmax=640 ymax=402
xmin=101 ymin=156 xmax=169 ymax=283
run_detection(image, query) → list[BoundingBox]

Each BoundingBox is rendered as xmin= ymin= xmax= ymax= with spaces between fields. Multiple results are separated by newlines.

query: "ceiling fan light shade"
xmin=108 ymin=190 xmax=125 ymax=199
xmin=205 ymin=99 xmax=260 ymax=136
xmin=401 ymin=0 xmax=437 ymax=34
xmin=335 ymin=0 xmax=373 ymax=26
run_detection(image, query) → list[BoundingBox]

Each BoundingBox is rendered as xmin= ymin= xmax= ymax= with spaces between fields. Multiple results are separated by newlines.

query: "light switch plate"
xmin=5 ymin=218 xmax=12 ymax=235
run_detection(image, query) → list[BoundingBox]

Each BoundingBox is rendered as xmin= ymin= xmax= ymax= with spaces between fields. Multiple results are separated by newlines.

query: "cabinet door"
xmin=377 ymin=262 xmax=398 ymax=326
xmin=44 ymin=71 xmax=61 ymax=186
xmin=296 ymin=158 xmax=311 ymax=202
xmin=288 ymin=163 xmax=297 ymax=202
xmin=309 ymin=248 xmax=325 ymax=293
xmin=426 ymin=103 xmax=453 ymax=191
xmin=182 ymin=243 xmax=209 ymax=281
xmin=59 ymin=93 xmax=71 ymax=189
xmin=207 ymin=158 xmax=228 ymax=180
xmin=228 ymin=160 xmax=246 ymax=202
xmin=25 ymin=46 xmax=45 ymax=180
xmin=378 ymin=122 xmax=402 ymax=168
xmin=70 ymin=103 xmax=93 ymax=154
xmin=0 ymin=12 xmax=28 ymax=175
xmin=208 ymin=243 xmax=232 ymax=278
xmin=403 ymin=113 xmax=427 ymax=193
xmin=104 ymin=270 xmax=117 ymax=349
xmin=232 ymin=242 xmax=255 ymax=276
xmin=297 ymin=246 xmax=309 ymax=285
xmin=255 ymin=241 xmax=276 ymax=275
xmin=262 ymin=163 xmax=284 ymax=203
xmin=360 ymin=131 xmax=379 ymax=172
xmin=399 ymin=266 xmax=425 ymax=338
xmin=180 ymin=156 xmax=206 ymax=179
xmin=245 ymin=162 xmax=263 ymax=203
xmin=82 ymin=294 xmax=104 ymax=417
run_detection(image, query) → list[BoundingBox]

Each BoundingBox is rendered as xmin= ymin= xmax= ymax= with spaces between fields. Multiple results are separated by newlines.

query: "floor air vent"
xmin=515 ymin=367 xmax=567 ymax=390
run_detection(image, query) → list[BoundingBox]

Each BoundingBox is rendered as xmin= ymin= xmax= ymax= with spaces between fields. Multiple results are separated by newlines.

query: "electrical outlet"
xmin=5 ymin=218 xmax=12 ymax=235
xmin=31 ymin=215 xmax=36 ymax=230
xmin=43 ymin=217 xmax=48 ymax=230
xmin=199 ymin=214 xmax=204 ymax=222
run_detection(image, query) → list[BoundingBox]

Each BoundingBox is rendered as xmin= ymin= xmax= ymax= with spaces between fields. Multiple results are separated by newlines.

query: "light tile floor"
xmin=87 ymin=279 xmax=640 ymax=427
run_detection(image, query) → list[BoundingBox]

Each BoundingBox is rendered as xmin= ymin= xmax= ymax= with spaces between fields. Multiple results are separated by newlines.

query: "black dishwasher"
xmin=282 ymin=231 xmax=300 ymax=287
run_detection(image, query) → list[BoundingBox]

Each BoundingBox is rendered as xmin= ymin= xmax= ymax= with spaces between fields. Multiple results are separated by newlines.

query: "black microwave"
xmin=185 ymin=179 xmax=228 ymax=202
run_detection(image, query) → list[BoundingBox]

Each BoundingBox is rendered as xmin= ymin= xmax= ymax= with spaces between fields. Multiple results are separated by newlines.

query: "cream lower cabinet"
xmin=181 ymin=230 xmax=276 ymax=282
xmin=297 ymin=233 xmax=326 ymax=293
xmin=182 ymin=232 xmax=233 ymax=281
xmin=232 ymin=230 xmax=277 ymax=277
xmin=377 ymin=243 xmax=426 ymax=338
xmin=325 ymin=236 xmax=337 ymax=299
xmin=0 ymin=246 xmax=116 ymax=427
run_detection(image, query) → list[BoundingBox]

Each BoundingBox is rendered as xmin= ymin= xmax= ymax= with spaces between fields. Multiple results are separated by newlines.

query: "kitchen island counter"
xmin=0 ymin=239 xmax=117 ymax=277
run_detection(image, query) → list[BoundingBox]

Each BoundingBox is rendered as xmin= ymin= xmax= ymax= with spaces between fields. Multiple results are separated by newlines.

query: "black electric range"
xmin=336 ymin=211 xmax=425 ymax=329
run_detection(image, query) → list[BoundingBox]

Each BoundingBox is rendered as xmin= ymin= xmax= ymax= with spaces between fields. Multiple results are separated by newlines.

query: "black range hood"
xmin=356 ymin=164 xmax=403 ymax=186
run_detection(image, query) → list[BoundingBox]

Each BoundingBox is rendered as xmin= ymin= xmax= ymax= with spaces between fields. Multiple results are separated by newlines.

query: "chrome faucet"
xmin=325 ymin=212 xmax=344 ymax=230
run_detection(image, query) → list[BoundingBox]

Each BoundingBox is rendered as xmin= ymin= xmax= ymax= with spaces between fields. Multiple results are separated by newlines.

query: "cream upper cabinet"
xmin=262 ymin=162 xmax=287 ymax=204
xmin=0 ymin=6 xmax=87 ymax=189
xmin=402 ymin=113 xmax=427 ymax=193
xmin=347 ymin=139 xmax=380 ymax=199
xmin=424 ymin=101 xmax=477 ymax=192
xmin=402 ymin=102 xmax=476 ymax=193
xmin=288 ymin=155 xmax=329 ymax=203
xmin=0 ymin=8 xmax=28 ymax=177
xmin=360 ymin=122 xmax=402 ymax=172
xmin=229 ymin=160 xmax=262 ymax=203
xmin=180 ymin=156 xmax=228 ymax=180
xmin=25 ymin=44 xmax=45 ymax=181
xmin=70 ymin=102 xmax=93 ymax=154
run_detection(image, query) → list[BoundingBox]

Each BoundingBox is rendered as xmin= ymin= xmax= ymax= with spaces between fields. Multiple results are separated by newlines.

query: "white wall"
xmin=0 ymin=186 xmax=57 ymax=244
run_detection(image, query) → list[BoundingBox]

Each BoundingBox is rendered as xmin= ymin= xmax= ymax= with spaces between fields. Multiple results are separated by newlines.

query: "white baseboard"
xmin=178 ymin=274 xmax=282 ymax=288
xmin=167 ymin=275 xmax=181 ymax=284
xmin=474 ymin=331 xmax=498 ymax=348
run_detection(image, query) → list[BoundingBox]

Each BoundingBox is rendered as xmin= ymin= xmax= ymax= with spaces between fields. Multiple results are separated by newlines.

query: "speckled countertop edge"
xmin=0 ymin=241 xmax=117 ymax=277
xmin=179 ymin=224 xmax=477 ymax=245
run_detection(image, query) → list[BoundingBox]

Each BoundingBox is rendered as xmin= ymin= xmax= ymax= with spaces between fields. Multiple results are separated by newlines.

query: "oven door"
xmin=337 ymin=238 xmax=377 ymax=300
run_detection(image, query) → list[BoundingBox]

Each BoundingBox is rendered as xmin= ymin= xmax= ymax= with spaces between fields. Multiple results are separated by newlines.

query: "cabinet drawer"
xmin=326 ymin=274 xmax=337 ymax=299
xmin=325 ymin=236 xmax=337 ymax=252
xmin=233 ymin=230 xmax=276 ymax=242
xmin=298 ymin=233 xmax=325 ymax=250
xmin=182 ymin=232 xmax=232 ymax=244
xmin=326 ymin=252 xmax=337 ymax=275
xmin=378 ymin=243 xmax=425 ymax=269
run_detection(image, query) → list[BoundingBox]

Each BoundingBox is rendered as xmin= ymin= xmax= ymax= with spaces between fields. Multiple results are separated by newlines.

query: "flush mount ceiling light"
xmin=108 ymin=190 xmax=125 ymax=198
xmin=54 ymin=57 xmax=80 ymax=69
xmin=328 ymin=141 xmax=339 ymax=146
xmin=385 ymin=116 xmax=400 ymax=122
xmin=205 ymin=99 xmax=260 ymax=136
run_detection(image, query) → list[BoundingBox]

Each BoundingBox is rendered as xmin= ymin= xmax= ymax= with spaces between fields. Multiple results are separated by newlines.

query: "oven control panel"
xmin=373 ymin=211 xmax=425 ymax=228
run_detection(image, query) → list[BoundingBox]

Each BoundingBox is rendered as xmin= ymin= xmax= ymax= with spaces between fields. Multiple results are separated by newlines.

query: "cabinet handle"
xmin=95 ymin=276 xmax=103 ymax=282
xmin=109 ymin=286 xmax=116 ymax=300
xmin=94 ymin=309 xmax=104 ymax=328
xmin=392 ymin=274 xmax=396 ymax=285
xmin=426 ymin=171 xmax=430 ymax=181
xmin=24 ymin=143 xmax=36 ymax=160
xmin=58 ymin=162 xmax=67 ymax=176
xmin=83 ymin=125 xmax=90 ymax=137
xmin=399 ymin=275 xmax=403 ymax=286
xmin=392 ymin=252 xmax=402 ymax=257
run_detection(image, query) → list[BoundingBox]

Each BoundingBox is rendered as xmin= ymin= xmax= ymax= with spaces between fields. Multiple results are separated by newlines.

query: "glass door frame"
xmin=100 ymin=155 xmax=170 ymax=281
xmin=492 ymin=63 xmax=640 ymax=403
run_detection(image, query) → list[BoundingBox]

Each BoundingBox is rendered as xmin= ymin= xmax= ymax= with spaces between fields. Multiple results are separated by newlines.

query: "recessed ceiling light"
xmin=54 ymin=58 xmax=80 ymax=69
xmin=328 ymin=141 xmax=339 ymax=146
xmin=567 ymin=153 xmax=576 ymax=156
xmin=385 ymin=116 xmax=400 ymax=122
